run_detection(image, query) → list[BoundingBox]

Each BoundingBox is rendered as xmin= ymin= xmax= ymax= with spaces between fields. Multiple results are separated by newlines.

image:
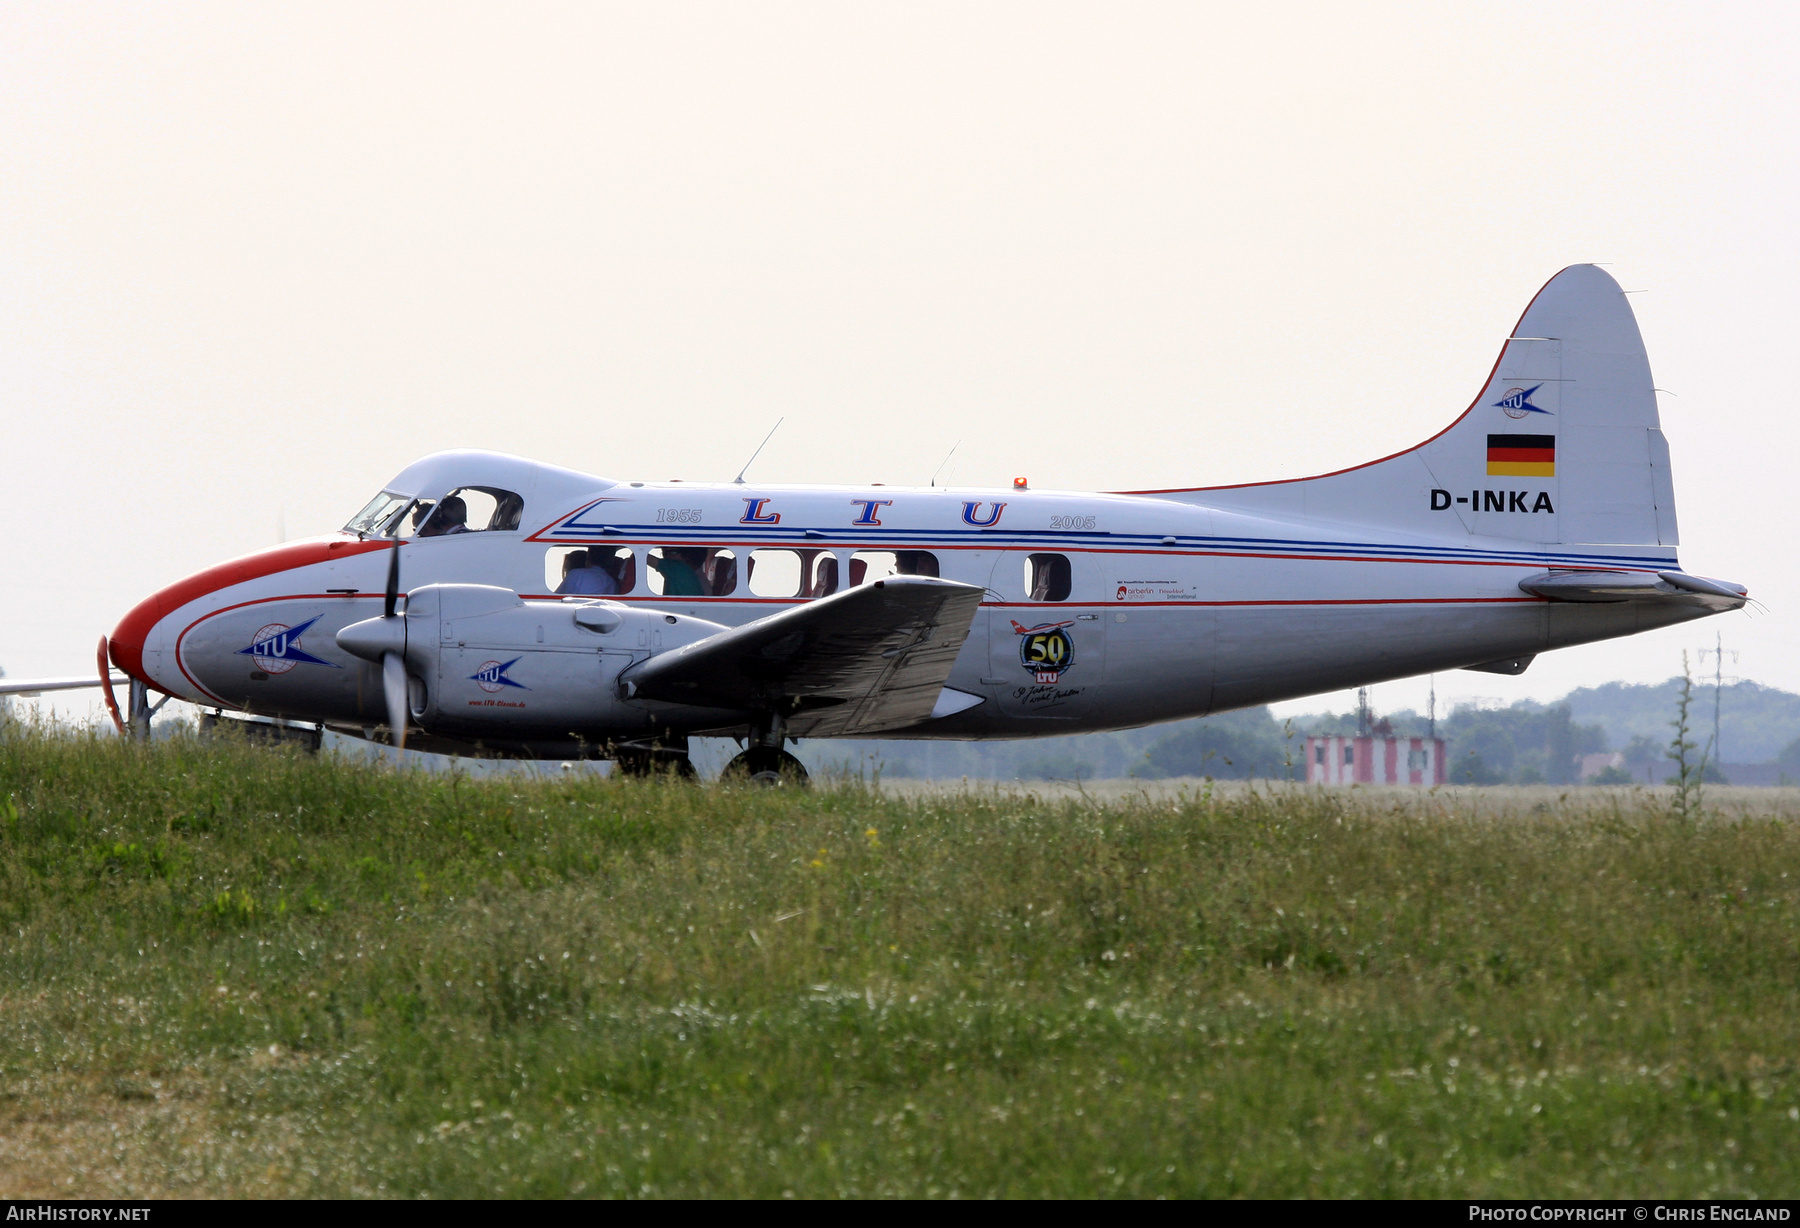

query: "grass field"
xmin=2 ymin=729 xmax=1798 ymax=1198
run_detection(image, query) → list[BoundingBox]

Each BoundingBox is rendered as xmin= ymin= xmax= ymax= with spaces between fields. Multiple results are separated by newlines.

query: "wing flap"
xmin=622 ymin=576 xmax=985 ymax=737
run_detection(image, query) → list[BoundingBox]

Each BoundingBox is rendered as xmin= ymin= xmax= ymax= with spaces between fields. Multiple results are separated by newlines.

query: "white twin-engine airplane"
xmin=12 ymin=265 xmax=1748 ymax=780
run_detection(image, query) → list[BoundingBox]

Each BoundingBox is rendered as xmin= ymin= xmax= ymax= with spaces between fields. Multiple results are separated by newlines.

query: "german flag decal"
xmin=1487 ymin=434 xmax=1555 ymax=477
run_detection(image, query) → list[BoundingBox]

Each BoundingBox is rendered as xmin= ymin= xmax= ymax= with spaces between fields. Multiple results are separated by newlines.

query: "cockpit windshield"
xmin=345 ymin=491 xmax=412 ymax=536
xmin=345 ymin=486 xmax=524 ymax=539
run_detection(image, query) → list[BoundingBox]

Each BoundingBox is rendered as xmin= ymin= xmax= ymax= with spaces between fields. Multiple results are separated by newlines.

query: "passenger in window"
xmin=420 ymin=496 xmax=470 ymax=537
xmin=1028 ymin=553 xmax=1072 ymax=601
xmin=557 ymin=550 xmax=619 ymax=596
xmin=607 ymin=550 xmax=635 ymax=593
xmin=811 ymin=555 xmax=839 ymax=598
xmin=650 ymin=547 xmax=707 ymax=596
xmin=708 ymin=551 xmax=737 ymax=596
xmin=894 ymin=551 xmax=939 ymax=577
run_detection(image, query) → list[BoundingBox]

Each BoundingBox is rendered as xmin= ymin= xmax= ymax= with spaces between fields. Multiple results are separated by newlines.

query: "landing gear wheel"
xmin=613 ymin=749 xmax=697 ymax=780
xmin=723 ymin=747 xmax=809 ymax=786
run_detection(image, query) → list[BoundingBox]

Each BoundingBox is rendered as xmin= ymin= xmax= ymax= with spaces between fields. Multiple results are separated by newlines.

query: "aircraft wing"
xmin=0 ymin=675 xmax=130 ymax=697
xmin=621 ymin=576 xmax=986 ymax=737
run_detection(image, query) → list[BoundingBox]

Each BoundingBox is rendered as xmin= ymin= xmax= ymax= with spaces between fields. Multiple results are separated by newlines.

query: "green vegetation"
xmin=3 ymin=729 xmax=1800 ymax=1198
xmin=819 ymin=677 xmax=1800 ymax=784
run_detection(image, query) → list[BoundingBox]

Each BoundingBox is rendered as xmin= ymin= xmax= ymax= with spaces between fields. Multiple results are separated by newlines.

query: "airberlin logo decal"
xmin=469 ymin=658 xmax=528 ymax=693
xmin=1493 ymin=384 xmax=1552 ymax=418
xmin=236 ymin=616 xmax=339 ymax=674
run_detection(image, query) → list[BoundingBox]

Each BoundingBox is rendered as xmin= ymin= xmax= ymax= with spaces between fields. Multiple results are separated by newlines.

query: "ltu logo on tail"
xmin=1493 ymin=384 xmax=1551 ymax=418
xmin=469 ymin=658 xmax=528 ymax=693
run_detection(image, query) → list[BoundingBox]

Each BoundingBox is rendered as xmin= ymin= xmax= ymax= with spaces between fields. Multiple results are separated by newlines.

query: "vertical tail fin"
xmin=1146 ymin=265 xmax=1678 ymax=551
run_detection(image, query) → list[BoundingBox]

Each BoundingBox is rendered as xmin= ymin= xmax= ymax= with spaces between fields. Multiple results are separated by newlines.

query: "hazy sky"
xmin=3 ymin=2 xmax=1795 ymax=724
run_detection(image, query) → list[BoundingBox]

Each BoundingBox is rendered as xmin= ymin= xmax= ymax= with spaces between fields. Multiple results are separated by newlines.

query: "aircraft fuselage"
xmin=107 ymin=449 xmax=1718 ymax=750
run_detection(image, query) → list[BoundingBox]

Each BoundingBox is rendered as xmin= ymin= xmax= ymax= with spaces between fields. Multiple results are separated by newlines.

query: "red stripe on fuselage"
xmin=110 ymin=537 xmax=393 ymax=684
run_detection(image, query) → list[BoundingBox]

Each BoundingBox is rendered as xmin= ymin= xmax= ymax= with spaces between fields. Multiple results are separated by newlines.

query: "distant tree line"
xmin=806 ymin=680 xmax=1800 ymax=784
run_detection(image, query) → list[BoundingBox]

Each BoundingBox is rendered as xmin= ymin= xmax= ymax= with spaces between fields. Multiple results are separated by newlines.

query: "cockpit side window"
xmin=345 ymin=491 xmax=413 ymax=536
xmin=397 ymin=499 xmax=437 ymax=538
xmin=416 ymin=487 xmax=524 ymax=537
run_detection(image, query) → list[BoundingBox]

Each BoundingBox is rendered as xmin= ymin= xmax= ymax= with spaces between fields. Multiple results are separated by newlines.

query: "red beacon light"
xmin=1013 ymin=476 xmax=1029 ymax=490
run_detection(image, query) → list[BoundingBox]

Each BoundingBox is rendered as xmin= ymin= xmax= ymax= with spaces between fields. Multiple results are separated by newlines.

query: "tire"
xmin=722 ymin=747 xmax=809 ymax=786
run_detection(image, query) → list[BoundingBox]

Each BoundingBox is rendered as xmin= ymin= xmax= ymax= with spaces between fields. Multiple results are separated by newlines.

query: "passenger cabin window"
xmin=416 ymin=486 xmax=524 ymax=537
xmin=1026 ymin=553 xmax=1072 ymax=602
xmin=706 ymin=550 xmax=738 ymax=596
xmin=747 ymin=549 xmax=803 ymax=598
xmin=646 ymin=547 xmax=737 ymax=596
xmin=807 ymin=552 xmax=839 ymax=598
xmin=547 ymin=546 xmax=633 ymax=595
xmin=850 ymin=550 xmax=939 ymax=585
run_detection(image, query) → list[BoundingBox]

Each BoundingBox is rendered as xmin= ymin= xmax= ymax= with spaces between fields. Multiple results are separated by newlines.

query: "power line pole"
xmin=1698 ymin=632 xmax=1739 ymax=766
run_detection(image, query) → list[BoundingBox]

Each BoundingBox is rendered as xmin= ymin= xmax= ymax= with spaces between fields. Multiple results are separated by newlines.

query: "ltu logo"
xmin=469 ymin=658 xmax=527 ymax=694
xmin=1493 ymin=384 xmax=1551 ymax=419
xmin=235 ymin=615 xmax=337 ymax=674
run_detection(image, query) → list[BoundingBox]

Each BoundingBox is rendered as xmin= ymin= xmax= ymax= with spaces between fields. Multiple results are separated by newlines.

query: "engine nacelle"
xmin=393 ymin=584 xmax=735 ymax=740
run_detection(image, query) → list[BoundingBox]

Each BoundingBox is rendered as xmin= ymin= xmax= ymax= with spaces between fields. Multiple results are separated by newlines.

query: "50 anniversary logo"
xmin=1011 ymin=619 xmax=1076 ymax=684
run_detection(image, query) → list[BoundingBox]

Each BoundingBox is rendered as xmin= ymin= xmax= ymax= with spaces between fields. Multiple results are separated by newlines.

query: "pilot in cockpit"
xmin=419 ymin=495 xmax=470 ymax=537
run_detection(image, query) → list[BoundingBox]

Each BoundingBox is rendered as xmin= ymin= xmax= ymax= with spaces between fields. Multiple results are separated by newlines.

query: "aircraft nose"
xmin=109 ymin=592 xmax=161 ymax=684
xmin=110 ymin=536 xmax=394 ymax=687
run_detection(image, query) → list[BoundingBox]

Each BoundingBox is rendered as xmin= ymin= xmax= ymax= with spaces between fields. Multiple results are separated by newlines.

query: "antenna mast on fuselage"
xmin=732 ymin=419 xmax=785 ymax=485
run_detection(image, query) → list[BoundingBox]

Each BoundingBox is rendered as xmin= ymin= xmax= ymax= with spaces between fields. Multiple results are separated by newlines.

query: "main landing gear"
xmin=721 ymin=711 xmax=809 ymax=786
xmin=721 ymin=746 xmax=809 ymax=786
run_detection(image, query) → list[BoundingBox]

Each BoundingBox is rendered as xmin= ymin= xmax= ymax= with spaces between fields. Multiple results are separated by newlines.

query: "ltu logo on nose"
xmin=236 ymin=615 xmax=337 ymax=673
xmin=469 ymin=658 xmax=528 ymax=693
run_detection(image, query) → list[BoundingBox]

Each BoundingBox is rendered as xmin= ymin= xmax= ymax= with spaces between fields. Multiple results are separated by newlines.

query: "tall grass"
xmin=1 ymin=726 xmax=1798 ymax=1197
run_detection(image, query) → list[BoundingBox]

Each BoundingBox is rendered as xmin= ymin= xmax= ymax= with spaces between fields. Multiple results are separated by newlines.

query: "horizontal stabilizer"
xmin=1463 ymin=655 xmax=1535 ymax=676
xmin=622 ymin=576 xmax=985 ymax=737
xmin=1518 ymin=570 xmax=1746 ymax=608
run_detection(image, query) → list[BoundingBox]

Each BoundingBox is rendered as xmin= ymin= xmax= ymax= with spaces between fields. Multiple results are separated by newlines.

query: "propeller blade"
xmin=381 ymin=650 xmax=409 ymax=750
xmin=383 ymin=541 xmax=402 ymax=619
